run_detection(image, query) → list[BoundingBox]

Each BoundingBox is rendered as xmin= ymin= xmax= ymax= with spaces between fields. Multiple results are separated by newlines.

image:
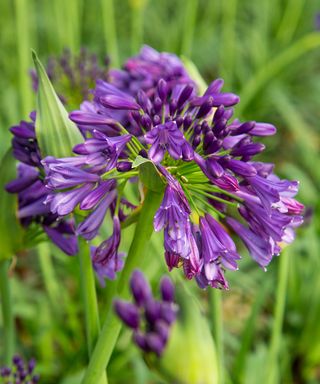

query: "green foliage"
xmin=132 ymin=155 xmax=165 ymax=192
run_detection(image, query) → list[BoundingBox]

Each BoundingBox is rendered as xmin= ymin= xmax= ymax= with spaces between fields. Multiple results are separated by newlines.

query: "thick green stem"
xmin=78 ymin=241 xmax=101 ymax=357
xmin=209 ymin=289 xmax=224 ymax=384
xmin=81 ymin=189 xmax=163 ymax=384
xmin=0 ymin=259 xmax=15 ymax=365
xmin=78 ymin=240 xmax=108 ymax=384
xmin=101 ymin=0 xmax=119 ymax=68
xmin=266 ymin=250 xmax=290 ymax=384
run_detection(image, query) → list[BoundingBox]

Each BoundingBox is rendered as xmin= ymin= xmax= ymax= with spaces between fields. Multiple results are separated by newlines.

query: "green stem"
xmin=266 ymin=250 xmax=289 ymax=384
xmin=78 ymin=241 xmax=101 ymax=356
xmin=38 ymin=243 xmax=60 ymax=312
xmin=0 ymin=259 xmax=15 ymax=365
xmin=81 ymin=189 xmax=163 ymax=384
xmin=209 ymin=289 xmax=224 ymax=384
xmin=101 ymin=0 xmax=119 ymax=68
xmin=78 ymin=240 xmax=108 ymax=384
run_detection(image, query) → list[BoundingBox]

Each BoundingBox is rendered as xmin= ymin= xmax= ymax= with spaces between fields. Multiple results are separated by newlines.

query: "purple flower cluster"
xmin=6 ymin=112 xmax=78 ymax=255
xmin=0 ymin=355 xmax=40 ymax=384
xmin=109 ymin=45 xmax=194 ymax=96
xmin=7 ymin=45 xmax=303 ymax=288
xmin=114 ymin=270 xmax=177 ymax=357
xmin=59 ymin=57 xmax=303 ymax=288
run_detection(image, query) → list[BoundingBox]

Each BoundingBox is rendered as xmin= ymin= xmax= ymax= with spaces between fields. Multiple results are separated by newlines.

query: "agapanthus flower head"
xmin=109 ymin=45 xmax=195 ymax=96
xmin=0 ymin=354 xmax=40 ymax=384
xmin=42 ymin=45 xmax=304 ymax=289
xmin=114 ymin=270 xmax=178 ymax=357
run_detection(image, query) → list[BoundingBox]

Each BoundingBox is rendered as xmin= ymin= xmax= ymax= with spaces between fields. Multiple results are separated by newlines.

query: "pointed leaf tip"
xmin=32 ymin=51 xmax=83 ymax=159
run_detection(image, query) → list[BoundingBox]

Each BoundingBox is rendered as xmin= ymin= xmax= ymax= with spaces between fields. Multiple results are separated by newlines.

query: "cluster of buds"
xmin=114 ymin=270 xmax=178 ymax=356
xmin=0 ymin=355 xmax=39 ymax=384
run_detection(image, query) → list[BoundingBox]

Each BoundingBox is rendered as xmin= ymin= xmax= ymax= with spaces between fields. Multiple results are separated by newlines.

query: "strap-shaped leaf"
xmin=32 ymin=50 xmax=83 ymax=158
xmin=0 ymin=151 xmax=23 ymax=259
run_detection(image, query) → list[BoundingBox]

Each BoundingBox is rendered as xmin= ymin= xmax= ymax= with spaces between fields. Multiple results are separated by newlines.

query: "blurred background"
xmin=0 ymin=0 xmax=320 ymax=383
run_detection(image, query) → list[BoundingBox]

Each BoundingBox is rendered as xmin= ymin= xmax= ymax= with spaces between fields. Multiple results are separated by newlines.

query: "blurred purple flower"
xmin=114 ymin=270 xmax=177 ymax=356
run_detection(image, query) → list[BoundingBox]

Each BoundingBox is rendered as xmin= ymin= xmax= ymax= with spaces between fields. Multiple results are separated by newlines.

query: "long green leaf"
xmin=32 ymin=50 xmax=83 ymax=159
xmin=0 ymin=150 xmax=23 ymax=260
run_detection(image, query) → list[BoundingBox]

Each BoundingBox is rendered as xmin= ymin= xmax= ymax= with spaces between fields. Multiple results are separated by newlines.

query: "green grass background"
xmin=0 ymin=0 xmax=320 ymax=383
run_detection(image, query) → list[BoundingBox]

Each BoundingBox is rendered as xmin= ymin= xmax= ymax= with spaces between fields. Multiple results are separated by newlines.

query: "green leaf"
xmin=132 ymin=155 xmax=165 ymax=192
xmin=0 ymin=150 xmax=23 ymax=259
xmin=32 ymin=50 xmax=83 ymax=158
xmin=131 ymin=155 xmax=151 ymax=168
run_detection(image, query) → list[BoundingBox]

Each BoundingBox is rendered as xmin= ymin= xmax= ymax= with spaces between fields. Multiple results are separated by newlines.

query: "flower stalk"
xmin=78 ymin=239 xmax=108 ymax=384
xmin=81 ymin=189 xmax=163 ymax=384
xmin=0 ymin=259 xmax=15 ymax=365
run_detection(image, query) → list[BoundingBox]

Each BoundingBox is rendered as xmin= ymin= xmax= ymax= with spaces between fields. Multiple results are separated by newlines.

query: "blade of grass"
xmin=219 ymin=0 xmax=237 ymax=87
xmin=0 ymin=260 xmax=14 ymax=364
xmin=232 ymin=279 xmax=271 ymax=383
xmin=209 ymin=289 xmax=224 ymax=384
xmin=129 ymin=0 xmax=146 ymax=55
xmin=238 ymin=33 xmax=320 ymax=114
xmin=180 ymin=0 xmax=198 ymax=57
xmin=14 ymin=0 xmax=33 ymax=117
xmin=276 ymin=0 xmax=305 ymax=45
xmin=266 ymin=250 xmax=290 ymax=384
xmin=270 ymin=86 xmax=320 ymax=185
xmin=101 ymin=0 xmax=119 ymax=67
xmin=37 ymin=243 xmax=61 ymax=313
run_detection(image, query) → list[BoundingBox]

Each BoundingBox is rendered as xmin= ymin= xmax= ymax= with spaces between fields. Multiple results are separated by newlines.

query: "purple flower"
xmin=154 ymin=186 xmax=191 ymax=261
xmin=6 ymin=163 xmax=79 ymax=255
xmin=44 ymin=220 xmax=78 ymax=256
xmin=145 ymin=121 xmax=193 ymax=163
xmin=10 ymin=112 xmax=41 ymax=167
xmin=76 ymin=190 xmax=117 ymax=240
xmin=227 ymin=217 xmax=273 ymax=268
xmin=114 ymin=270 xmax=177 ymax=356
xmin=1 ymin=354 xmax=40 ymax=383
xmin=109 ymin=45 xmax=195 ymax=96
xmin=130 ymin=269 xmax=152 ymax=307
xmin=91 ymin=216 xmax=124 ymax=286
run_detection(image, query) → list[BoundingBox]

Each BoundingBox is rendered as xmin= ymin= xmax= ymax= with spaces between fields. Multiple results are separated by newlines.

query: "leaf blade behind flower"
xmin=32 ymin=50 xmax=83 ymax=159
